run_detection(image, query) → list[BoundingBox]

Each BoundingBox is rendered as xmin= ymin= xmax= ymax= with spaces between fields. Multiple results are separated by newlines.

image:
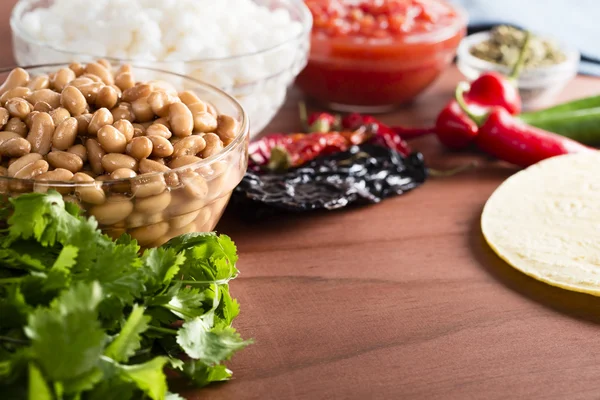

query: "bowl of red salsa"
xmin=297 ymin=0 xmax=467 ymax=112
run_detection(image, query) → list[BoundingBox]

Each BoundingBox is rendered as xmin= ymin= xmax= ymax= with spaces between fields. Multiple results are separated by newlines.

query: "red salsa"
xmin=297 ymin=0 xmax=466 ymax=111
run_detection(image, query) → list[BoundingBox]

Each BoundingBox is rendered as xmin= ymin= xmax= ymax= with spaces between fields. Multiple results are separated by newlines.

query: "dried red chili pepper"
xmin=306 ymin=108 xmax=429 ymax=157
xmin=389 ymin=125 xmax=437 ymax=139
xmin=248 ymin=133 xmax=288 ymax=166
xmin=341 ymin=112 xmax=412 ymax=155
xmin=341 ymin=112 xmax=369 ymax=131
xmin=300 ymin=102 xmax=341 ymax=133
xmin=370 ymin=130 xmax=411 ymax=156
xmin=456 ymin=83 xmax=594 ymax=167
xmin=341 ymin=112 xmax=435 ymax=145
xmin=248 ymin=129 xmax=370 ymax=171
xmin=307 ymin=112 xmax=341 ymax=133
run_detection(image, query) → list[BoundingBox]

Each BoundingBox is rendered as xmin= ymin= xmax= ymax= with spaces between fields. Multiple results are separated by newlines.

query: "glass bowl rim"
xmin=10 ymin=0 xmax=313 ymax=63
xmin=0 ymin=62 xmax=249 ymax=187
xmin=307 ymin=1 xmax=468 ymax=47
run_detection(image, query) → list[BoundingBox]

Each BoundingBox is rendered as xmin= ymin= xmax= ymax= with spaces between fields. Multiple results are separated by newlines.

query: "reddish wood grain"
xmin=2 ymin=1 xmax=600 ymax=398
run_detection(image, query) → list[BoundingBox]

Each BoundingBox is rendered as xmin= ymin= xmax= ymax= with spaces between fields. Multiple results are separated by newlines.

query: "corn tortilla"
xmin=482 ymin=152 xmax=600 ymax=295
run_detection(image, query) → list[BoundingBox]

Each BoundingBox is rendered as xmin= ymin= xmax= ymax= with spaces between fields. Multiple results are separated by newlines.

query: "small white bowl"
xmin=457 ymin=31 xmax=580 ymax=110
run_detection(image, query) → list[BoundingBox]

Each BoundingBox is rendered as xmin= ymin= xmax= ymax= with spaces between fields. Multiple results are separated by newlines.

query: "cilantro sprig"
xmin=0 ymin=191 xmax=251 ymax=400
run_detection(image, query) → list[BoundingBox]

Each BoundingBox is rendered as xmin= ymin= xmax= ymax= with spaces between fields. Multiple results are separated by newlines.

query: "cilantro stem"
xmin=0 ymin=335 xmax=29 ymax=345
xmin=148 ymin=326 xmax=178 ymax=335
xmin=132 ymin=347 xmax=153 ymax=358
xmin=179 ymin=279 xmax=232 ymax=286
xmin=162 ymin=304 xmax=195 ymax=319
xmin=54 ymin=382 xmax=64 ymax=400
xmin=0 ymin=277 xmax=24 ymax=284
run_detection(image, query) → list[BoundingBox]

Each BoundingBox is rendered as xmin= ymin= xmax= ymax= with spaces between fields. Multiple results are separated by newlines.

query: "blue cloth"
xmin=451 ymin=0 xmax=600 ymax=76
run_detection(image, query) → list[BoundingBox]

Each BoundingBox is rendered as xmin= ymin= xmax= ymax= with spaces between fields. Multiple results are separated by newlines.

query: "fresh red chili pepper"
xmin=455 ymin=83 xmax=594 ymax=168
xmin=435 ymin=66 xmax=523 ymax=150
xmin=477 ymin=107 xmax=594 ymax=167
xmin=466 ymin=35 xmax=528 ymax=115
xmin=468 ymin=71 xmax=522 ymax=115
xmin=434 ymin=31 xmax=531 ymax=150
xmin=435 ymin=100 xmax=479 ymax=150
xmin=469 ymin=31 xmax=530 ymax=115
xmin=434 ymin=79 xmax=518 ymax=151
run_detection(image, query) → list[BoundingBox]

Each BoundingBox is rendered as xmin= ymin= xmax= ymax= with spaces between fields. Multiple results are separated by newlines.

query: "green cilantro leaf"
xmin=167 ymin=357 xmax=184 ymax=371
xmin=43 ymin=245 xmax=78 ymax=291
xmin=24 ymin=281 xmax=105 ymax=381
xmin=0 ymin=285 xmax=31 ymax=330
xmin=52 ymin=280 xmax=103 ymax=313
xmin=117 ymin=356 xmax=168 ymax=400
xmin=215 ymin=285 xmax=240 ymax=327
xmin=76 ymin=242 xmax=145 ymax=306
xmin=164 ymin=233 xmax=239 ymax=279
xmin=142 ymin=247 xmax=185 ymax=292
xmin=176 ymin=318 xmax=251 ymax=364
xmin=104 ymin=304 xmax=150 ymax=363
xmin=8 ymin=191 xmax=91 ymax=248
xmin=162 ymin=232 xmax=217 ymax=253
xmin=0 ymin=244 xmax=50 ymax=272
xmin=85 ymin=378 xmax=136 ymax=400
xmin=18 ymin=275 xmax=56 ymax=308
xmin=145 ymin=307 xmax=179 ymax=330
xmin=0 ymin=348 xmax=30 ymax=385
xmin=27 ymin=363 xmax=52 ymax=400
xmin=51 ymin=244 xmax=78 ymax=271
xmin=61 ymin=366 xmax=103 ymax=395
xmin=60 ymin=217 xmax=108 ymax=272
xmin=214 ymin=234 xmax=239 ymax=268
xmin=181 ymin=361 xmax=232 ymax=387
xmin=64 ymin=199 xmax=83 ymax=217
xmin=166 ymin=286 xmax=207 ymax=320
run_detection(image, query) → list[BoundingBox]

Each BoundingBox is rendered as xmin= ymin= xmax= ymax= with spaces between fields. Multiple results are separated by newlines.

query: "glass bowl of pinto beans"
xmin=0 ymin=62 xmax=249 ymax=248
xmin=297 ymin=0 xmax=467 ymax=113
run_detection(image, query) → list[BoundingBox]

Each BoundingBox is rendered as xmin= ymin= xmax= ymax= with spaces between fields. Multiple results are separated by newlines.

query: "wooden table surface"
xmin=4 ymin=2 xmax=600 ymax=399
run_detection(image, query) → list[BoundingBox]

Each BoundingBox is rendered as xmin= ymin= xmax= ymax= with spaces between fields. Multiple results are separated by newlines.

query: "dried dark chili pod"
xmin=230 ymin=144 xmax=428 ymax=218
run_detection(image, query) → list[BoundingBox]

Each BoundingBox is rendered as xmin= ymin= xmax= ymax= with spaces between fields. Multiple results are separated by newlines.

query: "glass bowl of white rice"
xmin=10 ymin=0 xmax=312 ymax=137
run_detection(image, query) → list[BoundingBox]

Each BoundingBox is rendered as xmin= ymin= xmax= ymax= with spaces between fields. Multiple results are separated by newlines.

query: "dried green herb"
xmin=470 ymin=25 xmax=566 ymax=69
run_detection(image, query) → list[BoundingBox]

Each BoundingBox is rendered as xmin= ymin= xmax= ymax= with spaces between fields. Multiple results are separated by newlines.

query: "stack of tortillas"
xmin=482 ymin=152 xmax=600 ymax=295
